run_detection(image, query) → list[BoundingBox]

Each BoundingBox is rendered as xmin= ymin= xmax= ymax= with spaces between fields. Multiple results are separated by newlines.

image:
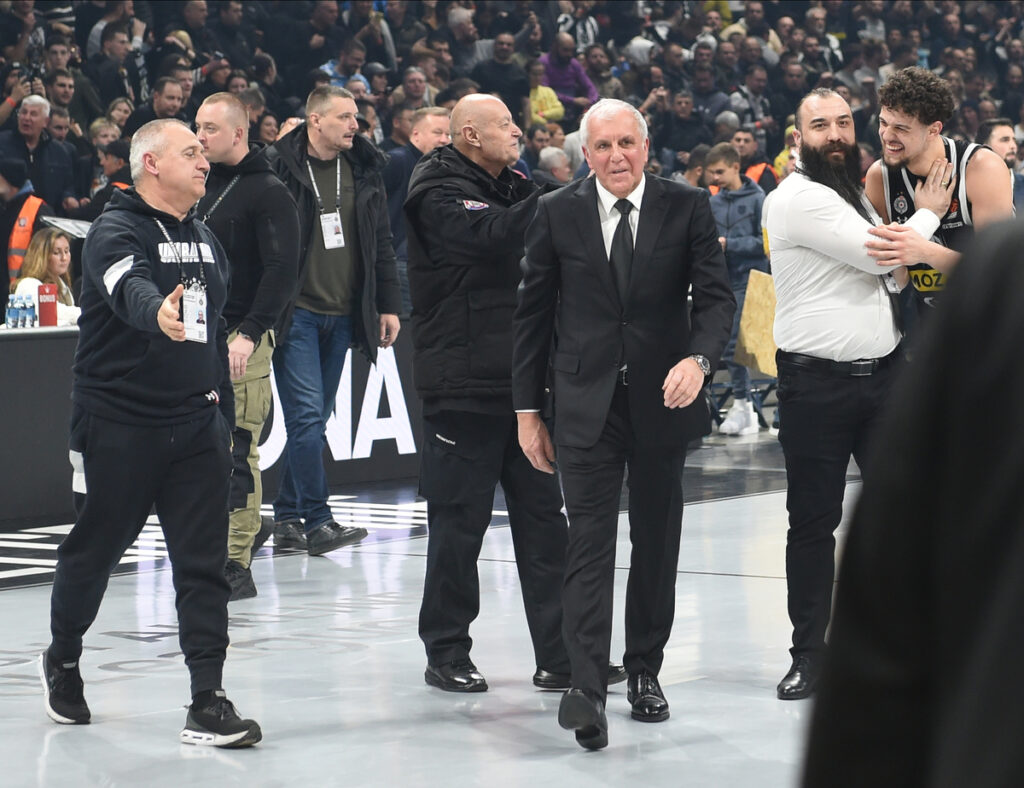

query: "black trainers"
xmin=224 ymin=559 xmax=257 ymax=602
xmin=251 ymin=515 xmax=274 ymax=554
xmin=272 ymin=519 xmax=307 ymax=550
xmin=306 ymin=521 xmax=368 ymax=556
xmin=38 ymin=649 xmax=90 ymax=724
xmin=180 ymin=690 xmax=262 ymax=748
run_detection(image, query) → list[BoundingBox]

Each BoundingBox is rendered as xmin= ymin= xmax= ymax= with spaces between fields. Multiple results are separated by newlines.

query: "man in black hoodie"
xmin=267 ymin=85 xmax=401 ymax=557
xmin=404 ymin=94 xmax=625 ymax=694
xmin=195 ymin=93 xmax=300 ymax=601
xmin=41 ymin=119 xmax=262 ymax=748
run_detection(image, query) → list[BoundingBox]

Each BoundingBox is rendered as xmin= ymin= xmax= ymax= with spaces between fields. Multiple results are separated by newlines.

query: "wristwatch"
xmin=688 ymin=354 xmax=711 ymax=377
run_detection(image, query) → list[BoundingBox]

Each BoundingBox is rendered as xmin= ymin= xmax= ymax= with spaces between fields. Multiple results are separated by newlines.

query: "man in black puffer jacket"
xmin=266 ymin=86 xmax=402 ymax=557
xmin=404 ymin=94 xmax=625 ymax=694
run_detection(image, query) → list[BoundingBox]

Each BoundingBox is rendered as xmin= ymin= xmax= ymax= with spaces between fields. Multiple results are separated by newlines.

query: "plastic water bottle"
xmin=24 ymin=295 xmax=36 ymax=328
xmin=17 ymin=295 xmax=28 ymax=328
xmin=5 ymin=294 xmax=15 ymax=327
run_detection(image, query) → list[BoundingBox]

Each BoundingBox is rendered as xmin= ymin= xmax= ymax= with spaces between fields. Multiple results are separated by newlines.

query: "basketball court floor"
xmin=0 ymin=430 xmax=861 ymax=787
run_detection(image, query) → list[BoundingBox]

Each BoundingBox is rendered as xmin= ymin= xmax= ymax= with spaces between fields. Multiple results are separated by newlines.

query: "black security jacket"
xmin=197 ymin=144 xmax=300 ymax=341
xmin=403 ymin=144 xmax=549 ymax=408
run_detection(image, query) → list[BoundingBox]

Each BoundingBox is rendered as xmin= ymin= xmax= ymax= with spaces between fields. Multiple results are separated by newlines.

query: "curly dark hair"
xmin=877 ymin=67 xmax=955 ymax=126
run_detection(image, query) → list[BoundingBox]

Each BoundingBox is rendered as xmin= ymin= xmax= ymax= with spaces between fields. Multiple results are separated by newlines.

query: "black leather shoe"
xmin=533 ymin=663 xmax=628 ymax=690
xmin=306 ymin=521 xmax=368 ymax=556
xmin=272 ymin=519 xmax=307 ymax=550
xmin=558 ymin=689 xmax=608 ymax=750
xmin=776 ymin=656 xmax=819 ymax=700
xmin=627 ymin=670 xmax=669 ymax=722
xmin=424 ymin=659 xmax=488 ymax=692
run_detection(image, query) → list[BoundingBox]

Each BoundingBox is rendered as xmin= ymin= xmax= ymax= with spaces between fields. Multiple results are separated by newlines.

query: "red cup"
xmin=37 ymin=283 xmax=58 ymax=327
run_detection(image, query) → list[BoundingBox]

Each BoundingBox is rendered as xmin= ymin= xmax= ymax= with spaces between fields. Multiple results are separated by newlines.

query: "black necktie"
xmin=610 ymin=198 xmax=633 ymax=303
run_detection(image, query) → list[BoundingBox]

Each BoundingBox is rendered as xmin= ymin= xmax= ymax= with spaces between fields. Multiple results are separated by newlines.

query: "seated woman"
xmin=11 ymin=229 xmax=80 ymax=326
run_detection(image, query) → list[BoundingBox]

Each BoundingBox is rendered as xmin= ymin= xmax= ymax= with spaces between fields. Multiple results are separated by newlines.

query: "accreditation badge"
xmin=320 ymin=211 xmax=345 ymax=249
xmin=182 ymin=282 xmax=208 ymax=343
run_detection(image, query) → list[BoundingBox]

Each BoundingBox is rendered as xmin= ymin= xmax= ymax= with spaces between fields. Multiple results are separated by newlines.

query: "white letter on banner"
xmin=351 ymin=347 xmax=416 ymax=458
xmin=326 ymin=349 xmax=353 ymax=460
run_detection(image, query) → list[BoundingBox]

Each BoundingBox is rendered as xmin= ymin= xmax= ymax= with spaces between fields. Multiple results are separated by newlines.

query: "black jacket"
xmin=0 ymin=130 xmax=76 ymax=211
xmin=268 ymin=125 xmax=401 ymax=363
xmin=196 ymin=144 xmax=300 ymax=341
xmin=73 ymin=188 xmax=233 ymax=427
xmin=404 ymin=145 xmax=549 ymax=408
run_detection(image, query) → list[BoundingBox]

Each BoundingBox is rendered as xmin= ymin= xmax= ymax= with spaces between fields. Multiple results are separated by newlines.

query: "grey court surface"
xmin=0 ymin=432 xmax=860 ymax=788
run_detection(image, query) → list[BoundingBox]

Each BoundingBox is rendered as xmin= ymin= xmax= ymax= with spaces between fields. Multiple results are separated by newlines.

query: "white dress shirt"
xmin=595 ymin=175 xmax=644 ymax=256
xmin=765 ymin=171 xmax=940 ymax=361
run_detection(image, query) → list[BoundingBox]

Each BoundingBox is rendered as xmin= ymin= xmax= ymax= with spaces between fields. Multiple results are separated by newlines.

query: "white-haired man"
xmin=40 ymin=119 xmax=262 ymax=748
xmin=513 ymin=98 xmax=735 ymax=749
xmin=0 ymin=94 xmax=79 ymax=212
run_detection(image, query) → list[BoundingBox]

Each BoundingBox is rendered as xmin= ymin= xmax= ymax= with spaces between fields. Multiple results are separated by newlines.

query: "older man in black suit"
xmin=513 ymin=98 xmax=735 ymax=750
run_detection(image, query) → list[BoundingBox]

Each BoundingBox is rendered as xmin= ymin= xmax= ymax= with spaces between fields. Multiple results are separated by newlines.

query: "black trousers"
xmin=557 ymin=384 xmax=687 ymax=701
xmin=418 ymin=409 xmax=569 ymax=670
xmin=777 ymin=357 xmax=897 ymax=658
xmin=50 ymin=406 xmax=233 ymax=697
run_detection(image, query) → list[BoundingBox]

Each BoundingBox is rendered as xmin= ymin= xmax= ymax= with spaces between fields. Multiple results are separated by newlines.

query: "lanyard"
xmin=306 ymin=156 xmax=341 ymax=214
xmin=154 ymin=218 xmax=206 ymax=287
xmin=202 ymin=174 xmax=241 ymax=222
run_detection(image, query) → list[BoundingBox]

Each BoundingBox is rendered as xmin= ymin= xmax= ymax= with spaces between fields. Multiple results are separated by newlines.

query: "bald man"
xmin=404 ymin=95 xmax=626 ymax=693
xmin=539 ymin=32 xmax=600 ymax=130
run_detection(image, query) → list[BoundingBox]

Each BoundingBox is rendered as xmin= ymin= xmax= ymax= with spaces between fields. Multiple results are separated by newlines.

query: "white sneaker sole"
xmin=38 ymin=652 xmax=87 ymax=725
xmin=180 ymin=724 xmax=262 ymax=748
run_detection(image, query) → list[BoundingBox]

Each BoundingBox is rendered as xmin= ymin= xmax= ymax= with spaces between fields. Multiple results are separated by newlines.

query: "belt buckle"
xmin=850 ymin=359 xmax=875 ymax=376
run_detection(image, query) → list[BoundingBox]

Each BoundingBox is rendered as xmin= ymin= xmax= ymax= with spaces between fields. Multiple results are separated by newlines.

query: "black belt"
xmin=776 ymin=350 xmax=898 ymax=377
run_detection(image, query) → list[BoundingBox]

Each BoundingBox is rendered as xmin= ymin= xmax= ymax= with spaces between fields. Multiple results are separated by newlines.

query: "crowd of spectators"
xmin=4 ymin=0 xmax=1024 ymax=287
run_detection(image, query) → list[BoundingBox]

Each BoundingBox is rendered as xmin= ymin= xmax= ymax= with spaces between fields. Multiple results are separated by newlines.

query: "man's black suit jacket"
xmin=512 ymin=173 xmax=735 ymax=449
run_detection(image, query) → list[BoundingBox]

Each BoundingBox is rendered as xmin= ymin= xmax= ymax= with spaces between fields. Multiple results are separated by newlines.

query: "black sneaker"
xmin=180 ymin=690 xmax=262 ymax=748
xmin=251 ymin=515 xmax=274 ymax=554
xmin=306 ymin=521 xmax=368 ymax=556
xmin=38 ymin=649 xmax=90 ymax=724
xmin=224 ymin=559 xmax=256 ymax=602
xmin=272 ymin=519 xmax=307 ymax=550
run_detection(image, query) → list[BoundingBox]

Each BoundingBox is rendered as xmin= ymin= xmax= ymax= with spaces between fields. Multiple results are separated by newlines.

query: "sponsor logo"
xmin=462 ymin=200 xmax=489 ymax=211
xmin=434 ymin=433 xmax=455 ymax=445
xmin=910 ymin=268 xmax=944 ymax=292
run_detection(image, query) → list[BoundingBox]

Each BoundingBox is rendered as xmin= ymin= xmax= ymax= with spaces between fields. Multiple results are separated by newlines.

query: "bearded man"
xmin=763 ymin=89 xmax=953 ymax=701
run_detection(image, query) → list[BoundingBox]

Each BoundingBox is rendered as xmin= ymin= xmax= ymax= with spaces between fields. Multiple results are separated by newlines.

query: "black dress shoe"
xmin=627 ymin=670 xmax=669 ymax=722
xmin=558 ymin=689 xmax=608 ymax=750
xmin=424 ymin=659 xmax=488 ymax=692
xmin=533 ymin=663 xmax=628 ymax=690
xmin=776 ymin=655 xmax=819 ymax=700
xmin=306 ymin=521 xmax=368 ymax=556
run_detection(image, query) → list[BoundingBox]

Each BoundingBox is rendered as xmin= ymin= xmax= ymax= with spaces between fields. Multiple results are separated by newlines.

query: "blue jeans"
xmin=724 ymin=281 xmax=751 ymax=401
xmin=272 ymin=307 xmax=352 ymax=530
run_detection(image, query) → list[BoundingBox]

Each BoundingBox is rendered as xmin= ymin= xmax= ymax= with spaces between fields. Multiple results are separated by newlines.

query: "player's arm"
xmin=966 ymin=147 xmax=1015 ymax=229
xmin=864 ymin=161 xmax=890 ymax=223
